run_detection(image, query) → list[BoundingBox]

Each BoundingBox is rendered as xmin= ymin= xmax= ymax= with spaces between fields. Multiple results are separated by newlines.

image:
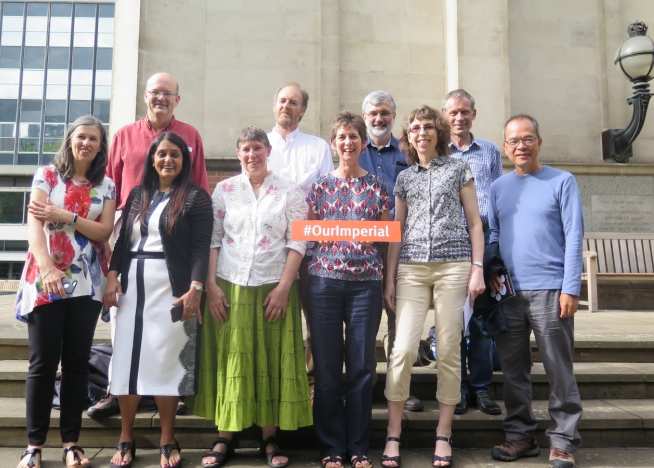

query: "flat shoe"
xmin=260 ymin=436 xmax=289 ymax=468
xmin=202 ymin=437 xmax=233 ymax=468
xmin=17 ymin=448 xmax=41 ymax=468
xmin=160 ymin=440 xmax=182 ymax=468
xmin=62 ymin=445 xmax=91 ymax=467
xmin=110 ymin=441 xmax=136 ymax=468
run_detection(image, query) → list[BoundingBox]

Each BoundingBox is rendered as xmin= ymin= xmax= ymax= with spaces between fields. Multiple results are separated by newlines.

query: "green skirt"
xmin=190 ymin=278 xmax=313 ymax=431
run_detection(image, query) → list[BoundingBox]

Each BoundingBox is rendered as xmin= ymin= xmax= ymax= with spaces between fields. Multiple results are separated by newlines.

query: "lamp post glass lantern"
xmin=603 ymin=21 xmax=654 ymax=162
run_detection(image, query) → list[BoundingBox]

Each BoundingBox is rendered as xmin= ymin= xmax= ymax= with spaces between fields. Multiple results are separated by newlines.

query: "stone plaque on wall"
xmin=591 ymin=195 xmax=654 ymax=232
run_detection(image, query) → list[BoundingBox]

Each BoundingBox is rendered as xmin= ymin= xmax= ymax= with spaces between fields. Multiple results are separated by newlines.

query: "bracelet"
xmin=190 ymin=282 xmax=203 ymax=292
xmin=472 ymin=261 xmax=484 ymax=268
xmin=70 ymin=213 xmax=78 ymax=225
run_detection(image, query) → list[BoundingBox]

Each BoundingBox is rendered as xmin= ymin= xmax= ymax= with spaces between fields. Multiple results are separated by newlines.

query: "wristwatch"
xmin=472 ymin=261 xmax=484 ymax=268
xmin=190 ymin=282 xmax=203 ymax=292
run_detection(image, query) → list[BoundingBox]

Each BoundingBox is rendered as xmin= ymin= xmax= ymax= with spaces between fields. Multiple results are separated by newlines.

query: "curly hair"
xmin=401 ymin=105 xmax=450 ymax=165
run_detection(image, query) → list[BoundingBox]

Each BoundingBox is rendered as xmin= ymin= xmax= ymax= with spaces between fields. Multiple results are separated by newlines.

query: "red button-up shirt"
xmin=107 ymin=117 xmax=210 ymax=208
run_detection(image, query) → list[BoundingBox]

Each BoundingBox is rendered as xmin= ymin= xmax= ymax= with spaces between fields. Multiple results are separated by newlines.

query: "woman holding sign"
xmin=382 ymin=105 xmax=485 ymax=468
xmin=192 ymin=127 xmax=312 ymax=468
xmin=306 ymin=112 xmax=390 ymax=468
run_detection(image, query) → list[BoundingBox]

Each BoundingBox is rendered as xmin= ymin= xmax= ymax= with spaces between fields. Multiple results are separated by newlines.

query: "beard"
xmin=366 ymin=124 xmax=391 ymax=140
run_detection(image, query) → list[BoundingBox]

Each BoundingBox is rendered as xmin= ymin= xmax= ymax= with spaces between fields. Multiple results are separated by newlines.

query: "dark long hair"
xmin=53 ymin=115 xmax=108 ymax=186
xmin=136 ymin=131 xmax=193 ymax=234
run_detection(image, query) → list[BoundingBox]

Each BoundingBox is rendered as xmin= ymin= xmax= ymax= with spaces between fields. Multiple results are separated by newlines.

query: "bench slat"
xmin=645 ymin=240 xmax=654 ymax=273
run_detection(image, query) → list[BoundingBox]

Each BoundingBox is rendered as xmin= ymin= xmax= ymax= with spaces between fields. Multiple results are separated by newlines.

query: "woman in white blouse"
xmin=191 ymin=127 xmax=312 ymax=468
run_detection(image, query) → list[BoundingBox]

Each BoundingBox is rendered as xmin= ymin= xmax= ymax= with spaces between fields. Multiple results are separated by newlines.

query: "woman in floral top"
xmin=192 ymin=127 xmax=312 ymax=468
xmin=306 ymin=112 xmax=389 ymax=468
xmin=382 ymin=106 xmax=485 ymax=468
xmin=15 ymin=115 xmax=116 ymax=468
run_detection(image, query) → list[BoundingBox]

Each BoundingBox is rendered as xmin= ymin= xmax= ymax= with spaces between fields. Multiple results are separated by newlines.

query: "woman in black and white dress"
xmin=103 ymin=131 xmax=213 ymax=468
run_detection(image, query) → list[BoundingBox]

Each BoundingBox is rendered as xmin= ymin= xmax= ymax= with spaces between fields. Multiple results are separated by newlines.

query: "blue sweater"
xmin=488 ymin=166 xmax=584 ymax=295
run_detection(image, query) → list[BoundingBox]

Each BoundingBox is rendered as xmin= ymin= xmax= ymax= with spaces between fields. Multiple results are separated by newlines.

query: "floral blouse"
xmin=15 ymin=165 xmax=116 ymax=321
xmin=306 ymin=173 xmax=389 ymax=281
xmin=394 ymin=156 xmax=473 ymax=263
xmin=211 ymin=172 xmax=307 ymax=287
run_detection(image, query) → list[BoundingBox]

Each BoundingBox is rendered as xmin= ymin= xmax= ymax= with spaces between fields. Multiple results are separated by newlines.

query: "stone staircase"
xmin=1 ymin=307 xmax=654 ymax=450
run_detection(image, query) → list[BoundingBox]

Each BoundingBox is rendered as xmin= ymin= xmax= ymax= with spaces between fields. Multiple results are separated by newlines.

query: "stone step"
xmin=373 ymin=362 xmax=654 ymax=401
xmin=0 ymin=397 xmax=652 ymax=449
xmin=3 ymin=336 xmax=653 ymax=363
xmin=4 ymin=361 xmax=654 ymax=400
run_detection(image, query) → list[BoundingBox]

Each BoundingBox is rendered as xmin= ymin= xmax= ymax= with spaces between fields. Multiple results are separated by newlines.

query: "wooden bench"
xmin=583 ymin=232 xmax=654 ymax=312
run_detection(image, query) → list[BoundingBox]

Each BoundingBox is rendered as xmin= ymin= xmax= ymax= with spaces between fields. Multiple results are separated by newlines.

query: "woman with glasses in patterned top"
xmin=382 ymin=105 xmax=485 ymax=468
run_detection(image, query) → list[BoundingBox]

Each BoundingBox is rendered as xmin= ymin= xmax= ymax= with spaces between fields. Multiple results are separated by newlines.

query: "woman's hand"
xmin=176 ymin=288 xmax=201 ymax=322
xmin=468 ymin=266 xmax=486 ymax=302
xmin=264 ymin=284 xmax=290 ymax=321
xmin=206 ymin=282 xmax=229 ymax=322
xmin=384 ymin=280 xmax=396 ymax=312
xmin=28 ymin=199 xmax=72 ymax=224
xmin=41 ymin=266 xmax=66 ymax=297
xmin=103 ymin=273 xmax=122 ymax=307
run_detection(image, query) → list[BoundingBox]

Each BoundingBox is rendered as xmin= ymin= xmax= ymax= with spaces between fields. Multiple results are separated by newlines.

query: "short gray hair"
xmin=443 ymin=88 xmax=476 ymax=110
xmin=362 ymin=90 xmax=396 ymax=114
xmin=235 ymin=126 xmax=271 ymax=149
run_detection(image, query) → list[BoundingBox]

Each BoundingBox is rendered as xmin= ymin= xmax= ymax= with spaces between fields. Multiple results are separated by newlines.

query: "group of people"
xmin=14 ymin=72 xmax=584 ymax=468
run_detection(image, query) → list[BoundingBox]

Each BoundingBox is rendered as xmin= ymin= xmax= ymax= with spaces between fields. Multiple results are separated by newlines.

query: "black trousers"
xmin=26 ymin=296 xmax=101 ymax=445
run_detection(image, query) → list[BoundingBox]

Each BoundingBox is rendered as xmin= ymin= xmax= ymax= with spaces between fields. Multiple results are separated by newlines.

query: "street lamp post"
xmin=602 ymin=21 xmax=654 ymax=163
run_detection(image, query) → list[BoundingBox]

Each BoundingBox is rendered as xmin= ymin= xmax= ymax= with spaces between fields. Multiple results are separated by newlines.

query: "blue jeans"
xmin=460 ymin=316 xmax=494 ymax=396
xmin=307 ymin=276 xmax=382 ymax=458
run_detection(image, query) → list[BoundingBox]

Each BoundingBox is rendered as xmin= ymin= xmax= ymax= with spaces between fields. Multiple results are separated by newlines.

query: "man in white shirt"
xmin=267 ymin=82 xmax=333 ymax=193
xmin=267 ymin=82 xmax=333 ymax=384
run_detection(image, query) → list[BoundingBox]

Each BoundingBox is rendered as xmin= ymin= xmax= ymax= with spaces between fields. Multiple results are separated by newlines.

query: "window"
xmin=0 ymin=261 xmax=24 ymax=279
xmin=0 ymin=2 xmax=114 ymax=166
xmin=0 ymin=191 xmax=25 ymax=223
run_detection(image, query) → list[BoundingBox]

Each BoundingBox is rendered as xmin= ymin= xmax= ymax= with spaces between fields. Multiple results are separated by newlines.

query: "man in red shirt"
xmin=107 ymin=72 xmax=209 ymax=208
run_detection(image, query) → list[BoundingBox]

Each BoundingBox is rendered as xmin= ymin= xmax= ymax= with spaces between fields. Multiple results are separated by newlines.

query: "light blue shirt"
xmin=488 ymin=166 xmax=584 ymax=295
xmin=449 ymin=136 xmax=502 ymax=224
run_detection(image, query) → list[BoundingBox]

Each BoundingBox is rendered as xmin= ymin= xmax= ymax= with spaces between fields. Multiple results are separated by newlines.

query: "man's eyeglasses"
xmin=408 ymin=123 xmax=436 ymax=134
xmin=505 ymin=136 xmax=538 ymax=147
xmin=147 ymin=90 xmax=177 ymax=98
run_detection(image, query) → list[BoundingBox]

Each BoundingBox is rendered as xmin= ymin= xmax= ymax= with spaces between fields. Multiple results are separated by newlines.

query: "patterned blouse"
xmin=306 ymin=173 xmax=389 ymax=281
xmin=394 ymin=156 xmax=473 ymax=263
xmin=211 ymin=172 xmax=307 ymax=287
xmin=15 ymin=165 xmax=116 ymax=320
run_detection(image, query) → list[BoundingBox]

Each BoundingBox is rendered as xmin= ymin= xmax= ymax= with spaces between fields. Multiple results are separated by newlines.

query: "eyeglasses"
xmin=147 ymin=90 xmax=177 ymax=98
xmin=505 ymin=136 xmax=539 ymax=147
xmin=408 ymin=123 xmax=436 ymax=133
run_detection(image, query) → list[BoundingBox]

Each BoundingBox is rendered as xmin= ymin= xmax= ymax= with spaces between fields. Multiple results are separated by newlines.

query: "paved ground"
xmin=2 ymin=293 xmax=654 ymax=345
xmin=6 ymin=447 xmax=654 ymax=468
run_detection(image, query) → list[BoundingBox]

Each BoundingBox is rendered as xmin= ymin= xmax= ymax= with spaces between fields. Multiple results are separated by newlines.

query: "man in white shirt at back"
xmin=267 ymin=82 xmax=333 ymax=193
xmin=267 ymin=82 xmax=333 ymax=385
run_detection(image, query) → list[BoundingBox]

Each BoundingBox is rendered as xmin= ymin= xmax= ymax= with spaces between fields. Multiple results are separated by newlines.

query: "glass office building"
xmin=0 ymin=1 xmax=114 ymax=280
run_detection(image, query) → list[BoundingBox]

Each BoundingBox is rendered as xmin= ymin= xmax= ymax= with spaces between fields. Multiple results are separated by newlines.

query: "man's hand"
xmin=559 ymin=293 xmax=579 ymax=319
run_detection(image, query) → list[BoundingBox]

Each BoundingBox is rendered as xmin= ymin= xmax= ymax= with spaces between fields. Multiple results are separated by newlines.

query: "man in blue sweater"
xmin=488 ymin=114 xmax=583 ymax=468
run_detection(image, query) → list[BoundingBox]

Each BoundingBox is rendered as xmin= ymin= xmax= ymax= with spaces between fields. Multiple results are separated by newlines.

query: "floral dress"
xmin=15 ymin=165 xmax=116 ymax=321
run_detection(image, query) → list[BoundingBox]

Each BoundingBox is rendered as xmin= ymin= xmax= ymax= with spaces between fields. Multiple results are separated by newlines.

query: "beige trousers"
xmin=384 ymin=261 xmax=470 ymax=405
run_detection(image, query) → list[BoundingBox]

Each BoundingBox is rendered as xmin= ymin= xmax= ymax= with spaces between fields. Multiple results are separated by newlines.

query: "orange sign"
xmin=291 ymin=220 xmax=401 ymax=242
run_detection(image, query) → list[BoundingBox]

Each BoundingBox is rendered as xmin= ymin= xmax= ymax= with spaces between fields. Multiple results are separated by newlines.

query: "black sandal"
xmin=62 ymin=445 xmax=91 ymax=467
xmin=110 ymin=441 xmax=136 ymax=468
xmin=202 ymin=437 xmax=234 ymax=468
xmin=320 ymin=455 xmax=344 ymax=468
xmin=160 ymin=440 xmax=182 ymax=468
xmin=18 ymin=448 xmax=41 ymax=468
xmin=432 ymin=435 xmax=453 ymax=468
xmin=350 ymin=455 xmax=373 ymax=468
xmin=381 ymin=436 xmax=401 ymax=468
xmin=260 ymin=436 xmax=289 ymax=468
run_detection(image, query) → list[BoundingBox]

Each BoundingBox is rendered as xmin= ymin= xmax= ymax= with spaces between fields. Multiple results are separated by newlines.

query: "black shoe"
xmin=454 ymin=394 xmax=468 ymax=415
xmin=404 ymin=395 xmax=423 ymax=412
xmin=86 ymin=394 xmax=119 ymax=419
xmin=474 ymin=390 xmax=501 ymax=415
